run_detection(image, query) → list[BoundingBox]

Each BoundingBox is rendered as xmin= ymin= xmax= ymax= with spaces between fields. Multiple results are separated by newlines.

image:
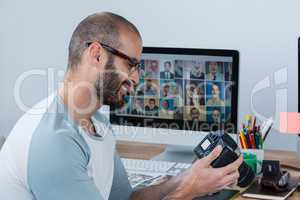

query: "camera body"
xmin=194 ymin=131 xmax=255 ymax=187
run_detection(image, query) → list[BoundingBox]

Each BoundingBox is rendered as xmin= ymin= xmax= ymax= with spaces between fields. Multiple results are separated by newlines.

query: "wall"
xmin=0 ymin=0 xmax=299 ymax=151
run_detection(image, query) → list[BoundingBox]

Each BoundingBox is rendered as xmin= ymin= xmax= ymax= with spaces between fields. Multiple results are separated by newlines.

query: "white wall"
xmin=0 ymin=0 xmax=299 ymax=151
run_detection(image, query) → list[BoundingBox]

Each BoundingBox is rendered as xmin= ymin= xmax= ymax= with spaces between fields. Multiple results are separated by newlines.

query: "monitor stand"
xmin=152 ymin=145 xmax=197 ymax=163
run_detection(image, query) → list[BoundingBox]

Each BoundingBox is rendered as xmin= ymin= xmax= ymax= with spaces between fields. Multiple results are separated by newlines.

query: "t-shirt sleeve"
xmin=28 ymin=130 xmax=103 ymax=200
xmin=108 ymin=153 xmax=133 ymax=200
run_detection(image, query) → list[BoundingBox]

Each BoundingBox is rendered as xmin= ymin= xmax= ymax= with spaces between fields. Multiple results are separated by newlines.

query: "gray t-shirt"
xmin=0 ymin=94 xmax=132 ymax=200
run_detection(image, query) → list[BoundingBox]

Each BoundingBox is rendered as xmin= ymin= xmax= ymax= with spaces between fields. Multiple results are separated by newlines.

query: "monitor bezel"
xmin=110 ymin=46 xmax=239 ymax=134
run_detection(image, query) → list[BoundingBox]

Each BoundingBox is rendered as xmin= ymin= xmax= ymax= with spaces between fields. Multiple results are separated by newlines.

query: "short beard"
xmin=95 ymin=55 xmax=124 ymax=111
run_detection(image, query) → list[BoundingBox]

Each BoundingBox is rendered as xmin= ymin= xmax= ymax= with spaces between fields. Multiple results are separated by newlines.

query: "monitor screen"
xmin=110 ymin=47 xmax=239 ymax=134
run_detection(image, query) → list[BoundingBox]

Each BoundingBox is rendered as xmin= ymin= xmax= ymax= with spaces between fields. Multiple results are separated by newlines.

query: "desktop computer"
xmin=111 ymin=47 xmax=239 ymax=163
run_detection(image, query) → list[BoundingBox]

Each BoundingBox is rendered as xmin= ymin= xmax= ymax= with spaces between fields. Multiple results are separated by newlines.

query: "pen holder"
xmin=241 ymin=149 xmax=264 ymax=175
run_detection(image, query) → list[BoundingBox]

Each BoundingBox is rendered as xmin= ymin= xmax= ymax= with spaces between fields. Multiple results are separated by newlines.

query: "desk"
xmin=117 ymin=141 xmax=300 ymax=200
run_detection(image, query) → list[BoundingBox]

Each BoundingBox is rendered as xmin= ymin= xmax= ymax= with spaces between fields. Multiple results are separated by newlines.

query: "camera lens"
xmin=193 ymin=131 xmax=256 ymax=188
xmin=238 ymin=162 xmax=255 ymax=187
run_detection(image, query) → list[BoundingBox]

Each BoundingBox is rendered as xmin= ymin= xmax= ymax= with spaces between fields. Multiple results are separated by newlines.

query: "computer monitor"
xmin=111 ymin=47 xmax=239 ymax=150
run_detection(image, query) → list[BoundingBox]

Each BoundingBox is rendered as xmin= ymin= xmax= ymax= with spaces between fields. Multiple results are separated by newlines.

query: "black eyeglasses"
xmin=87 ymin=41 xmax=141 ymax=74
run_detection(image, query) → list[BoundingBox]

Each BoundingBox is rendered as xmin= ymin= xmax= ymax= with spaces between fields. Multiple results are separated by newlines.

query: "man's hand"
xmin=167 ymin=146 xmax=243 ymax=199
xmin=130 ymin=146 xmax=243 ymax=200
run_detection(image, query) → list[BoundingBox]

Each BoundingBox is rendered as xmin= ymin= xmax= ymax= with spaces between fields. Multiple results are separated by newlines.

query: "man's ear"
xmin=92 ymin=43 xmax=101 ymax=61
xmin=87 ymin=42 xmax=104 ymax=66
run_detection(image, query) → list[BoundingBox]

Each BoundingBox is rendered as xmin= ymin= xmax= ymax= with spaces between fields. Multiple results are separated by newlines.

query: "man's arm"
xmin=28 ymin=131 xmax=103 ymax=200
xmin=129 ymin=146 xmax=243 ymax=200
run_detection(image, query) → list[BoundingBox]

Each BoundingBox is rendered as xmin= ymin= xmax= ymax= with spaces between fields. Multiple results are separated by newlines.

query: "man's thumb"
xmin=203 ymin=145 xmax=223 ymax=166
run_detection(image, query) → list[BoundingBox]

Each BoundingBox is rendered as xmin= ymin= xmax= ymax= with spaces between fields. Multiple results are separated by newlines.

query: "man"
xmin=207 ymin=62 xmax=223 ymax=80
xmin=131 ymin=98 xmax=144 ymax=115
xmin=212 ymin=108 xmax=222 ymax=123
xmin=207 ymin=83 xmax=225 ymax=106
xmin=190 ymin=107 xmax=201 ymax=121
xmin=146 ymin=60 xmax=159 ymax=78
xmin=160 ymin=61 xmax=174 ymax=79
xmin=174 ymin=60 xmax=183 ymax=78
xmin=190 ymin=62 xmax=205 ymax=79
xmin=186 ymin=83 xmax=196 ymax=106
xmin=0 ymin=12 xmax=242 ymax=200
xmin=161 ymin=83 xmax=172 ymax=97
xmin=195 ymin=84 xmax=205 ymax=106
xmin=144 ymin=79 xmax=158 ymax=96
xmin=145 ymin=98 xmax=159 ymax=116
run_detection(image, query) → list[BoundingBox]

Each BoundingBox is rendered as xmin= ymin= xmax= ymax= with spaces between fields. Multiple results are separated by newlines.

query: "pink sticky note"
xmin=280 ymin=112 xmax=300 ymax=134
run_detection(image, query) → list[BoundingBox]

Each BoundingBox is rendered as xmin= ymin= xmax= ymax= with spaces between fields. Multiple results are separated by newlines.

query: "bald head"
xmin=67 ymin=12 xmax=142 ymax=69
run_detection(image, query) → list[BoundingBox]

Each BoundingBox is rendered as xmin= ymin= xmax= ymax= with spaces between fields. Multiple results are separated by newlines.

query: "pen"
xmin=254 ymin=133 xmax=259 ymax=149
xmin=253 ymin=127 xmax=259 ymax=149
xmin=261 ymin=118 xmax=273 ymax=141
xmin=239 ymin=134 xmax=246 ymax=149
xmin=239 ymin=130 xmax=247 ymax=149
xmin=252 ymin=116 xmax=256 ymax=131
xmin=249 ymin=130 xmax=256 ymax=149
xmin=243 ymin=128 xmax=251 ymax=148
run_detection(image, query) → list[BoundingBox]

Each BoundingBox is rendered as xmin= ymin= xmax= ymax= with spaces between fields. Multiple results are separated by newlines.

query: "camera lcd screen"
xmin=201 ymin=139 xmax=211 ymax=150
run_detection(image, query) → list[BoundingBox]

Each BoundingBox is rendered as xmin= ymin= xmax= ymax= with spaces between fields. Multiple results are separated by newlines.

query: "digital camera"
xmin=194 ymin=131 xmax=255 ymax=187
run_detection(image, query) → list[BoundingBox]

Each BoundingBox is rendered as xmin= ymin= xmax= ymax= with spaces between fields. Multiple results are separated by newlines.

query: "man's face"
xmin=164 ymin=62 xmax=171 ymax=72
xmin=146 ymin=80 xmax=152 ymax=89
xmin=212 ymin=110 xmax=221 ymax=122
xmin=210 ymin=62 xmax=218 ymax=74
xmin=95 ymin=28 xmax=142 ymax=110
xmin=190 ymin=84 xmax=195 ymax=91
xmin=163 ymin=85 xmax=170 ymax=93
xmin=151 ymin=61 xmax=158 ymax=71
xmin=194 ymin=62 xmax=201 ymax=70
xmin=191 ymin=108 xmax=199 ymax=120
xmin=212 ymin=84 xmax=220 ymax=99
xmin=149 ymin=100 xmax=155 ymax=108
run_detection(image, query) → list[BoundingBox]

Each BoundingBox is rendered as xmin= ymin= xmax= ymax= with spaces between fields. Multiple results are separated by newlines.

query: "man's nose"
xmin=129 ymin=70 xmax=139 ymax=88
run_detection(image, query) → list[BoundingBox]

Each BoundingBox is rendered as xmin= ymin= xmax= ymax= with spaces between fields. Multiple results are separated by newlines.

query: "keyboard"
xmin=121 ymin=158 xmax=191 ymax=175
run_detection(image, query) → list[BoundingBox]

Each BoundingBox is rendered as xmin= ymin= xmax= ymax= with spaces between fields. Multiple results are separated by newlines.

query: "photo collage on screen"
xmin=116 ymin=56 xmax=233 ymax=124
